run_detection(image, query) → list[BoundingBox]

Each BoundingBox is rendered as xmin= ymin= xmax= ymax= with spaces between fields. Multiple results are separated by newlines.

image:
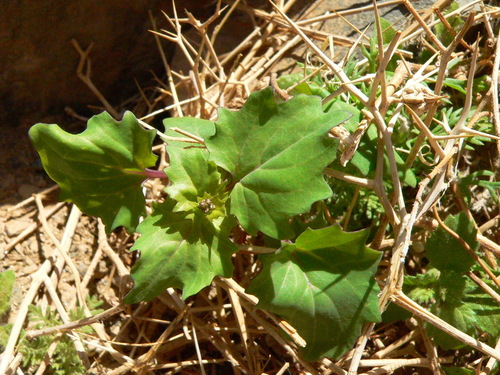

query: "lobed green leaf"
xmin=124 ymin=198 xmax=237 ymax=303
xmin=29 ymin=111 xmax=157 ymax=233
xmin=163 ymin=117 xmax=215 ymax=148
xmin=206 ymin=87 xmax=344 ymax=239
xmin=247 ymin=225 xmax=381 ymax=360
xmin=165 ymin=146 xmax=228 ymax=214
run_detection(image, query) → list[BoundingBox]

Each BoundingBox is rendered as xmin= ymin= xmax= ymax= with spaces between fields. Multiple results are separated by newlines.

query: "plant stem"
xmin=145 ymin=168 xmax=167 ymax=179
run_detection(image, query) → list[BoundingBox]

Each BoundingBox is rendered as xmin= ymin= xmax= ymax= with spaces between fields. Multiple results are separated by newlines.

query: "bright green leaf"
xmin=29 ymin=111 xmax=157 ymax=233
xmin=443 ymin=78 xmax=467 ymax=94
xmin=277 ymin=72 xmax=303 ymax=90
xmin=0 ymin=270 xmax=15 ymax=317
xmin=429 ymin=300 xmax=477 ymax=349
xmin=206 ymin=87 xmax=343 ymax=239
xmin=163 ymin=117 xmax=215 ymax=148
xmin=292 ymin=82 xmax=314 ymax=96
xmin=365 ymin=18 xmax=398 ymax=72
xmin=165 ymin=146 xmax=228 ymax=214
xmin=291 ymin=82 xmax=330 ymax=98
xmin=462 ymin=274 xmax=500 ymax=340
xmin=247 ymin=225 xmax=381 ymax=360
xmin=124 ymin=198 xmax=237 ymax=303
xmin=0 ymin=324 xmax=12 ymax=350
xmin=443 ymin=77 xmax=490 ymax=95
xmin=376 ymin=18 xmax=397 ymax=45
xmin=277 ymin=70 xmax=330 ymax=98
xmin=162 ymin=116 xmax=229 ymax=215
xmin=123 ymin=116 xmax=235 ymax=302
xmin=405 ymin=269 xmax=440 ymax=305
xmin=426 ymin=212 xmax=478 ymax=273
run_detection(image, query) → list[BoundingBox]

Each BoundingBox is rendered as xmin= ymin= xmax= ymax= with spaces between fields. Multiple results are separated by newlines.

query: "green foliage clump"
xmin=27 ymin=11 xmax=500 ymax=364
xmin=15 ymin=296 xmax=102 ymax=375
xmin=0 ymin=270 xmax=15 ymax=317
xmin=406 ymin=213 xmax=500 ymax=349
xmin=29 ymin=88 xmax=382 ymax=360
xmin=0 ymin=270 xmax=16 ymax=356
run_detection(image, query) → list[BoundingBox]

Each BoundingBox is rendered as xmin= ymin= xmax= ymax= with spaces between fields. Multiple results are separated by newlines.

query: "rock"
xmin=5 ymin=218 xmax=32 ymax=237
xmin=17 ymin=184 xmax=39 ymax=199
xmin=0 ymin=0 xmax=214 ymax=127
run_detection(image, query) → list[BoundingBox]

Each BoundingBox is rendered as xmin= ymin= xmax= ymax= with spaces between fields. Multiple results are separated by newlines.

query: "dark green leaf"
xmin=206 ymin=88 xmax=344 ymax=239
xmin=325 ymin=100 xmax=376 ymax=177
xmin=429 ymin=301 xmax=476 ymax=349
xmin=443 ymin=366 xmax=474 ymax=375
xmin=434 ymin=2 xmax=463 ymax=46
xmin=29 ymin=111 xmax=157 ymax=233
xmin=124 ymin=199 xmax=237 ymax=303
xmin=382 ymin=303 xmax=412 ymax=323
xmin=247 ymin=225 xmax=381 ymax=360
xmin=426 ymin=212 xmax=478 ymax=273
xmin=458 ymin=170 xmax=499 ymax=204
xmin=462 ymin=275 xmax=500 ymax=340
xmin=405 ymin=269 xmax=440 ymax=305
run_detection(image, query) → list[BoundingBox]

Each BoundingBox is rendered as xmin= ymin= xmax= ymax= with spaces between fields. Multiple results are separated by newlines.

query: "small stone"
xmin=96 ymin=260 xmax=108 ymax=277
xmin=5 ymin=218 xmax=32 ymax=237
xmin=17 ymin=184 xmax=39 ymax=199
xmin=26 ymin=238 xmax=39 ymax=253
xmin=77 ymin=263 xmax=88 ymax=278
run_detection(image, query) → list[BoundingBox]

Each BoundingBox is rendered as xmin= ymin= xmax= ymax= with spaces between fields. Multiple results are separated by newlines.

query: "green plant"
xmin=18 ymin=296 xmax=103 ymax=375
xmin=0 ymin=270 xmax=15 ymax=354
xmin=406 ymin=213 xmax=500 ymax=349
xmin=20 ymin=306 xmax=86 ymax=375
xmin=0 ymin=270 xmax=15 ymax=318
xmin=29 ymin=88 xmax=383 ymax=361
xmin=0 ymin=293 xmax=102 ymax=375
xmin=28 ymin=11 xmax=500 ymax=365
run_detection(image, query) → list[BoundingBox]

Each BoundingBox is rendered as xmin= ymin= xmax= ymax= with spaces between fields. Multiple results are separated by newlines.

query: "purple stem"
xmin=127 ymin=168 xmax=167 ymax=179
xmin=145 ymin=168 xmax=167 ymax=179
